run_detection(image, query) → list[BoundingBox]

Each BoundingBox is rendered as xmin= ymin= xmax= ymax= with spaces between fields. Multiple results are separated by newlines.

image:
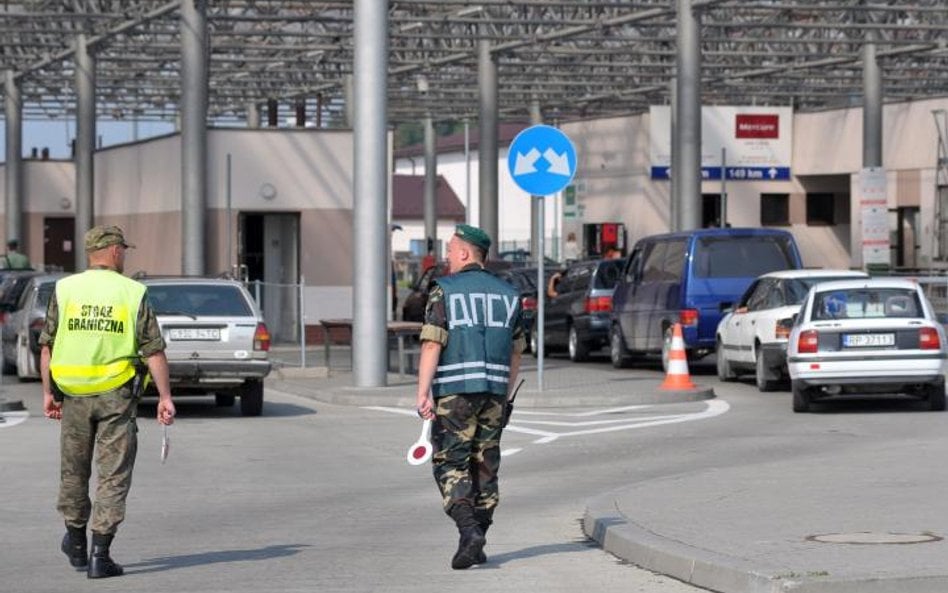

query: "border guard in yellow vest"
xmin=40 ymin=225 xmax=176 ymax=579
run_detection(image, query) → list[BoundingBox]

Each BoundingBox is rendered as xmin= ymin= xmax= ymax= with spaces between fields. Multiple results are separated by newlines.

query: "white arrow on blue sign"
xmin=507 ymin=124 xmax=577 ymax=196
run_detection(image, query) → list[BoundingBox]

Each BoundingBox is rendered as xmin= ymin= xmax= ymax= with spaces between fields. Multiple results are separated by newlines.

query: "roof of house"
xmin=392 ymin=174 xmax=466 ymax=222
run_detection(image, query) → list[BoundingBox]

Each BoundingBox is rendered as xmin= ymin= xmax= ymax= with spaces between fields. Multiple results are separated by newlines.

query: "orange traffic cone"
xmin=660 ymin=323 xmax=697 ymax=391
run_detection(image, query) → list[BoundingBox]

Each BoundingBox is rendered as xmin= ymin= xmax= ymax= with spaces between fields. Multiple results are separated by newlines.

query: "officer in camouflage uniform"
xmin=416 ymin=224 xmax=525 ymax=569
xmin=40 ymin=225 xmax=176 ymax=579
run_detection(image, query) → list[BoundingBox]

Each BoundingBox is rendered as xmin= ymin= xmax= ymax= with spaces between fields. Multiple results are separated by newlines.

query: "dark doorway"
xmin=239 ymin=214 xmax=265 ymax=282
xmin=238 ymin=212 xmax=300 ymax=342
xmin=894 ymin=207 xmax=920 ymax=268
xmin=702 ymin=194 xmax=723 ymax=228
xmin=44 ymin=217 xmax=75 ymax=272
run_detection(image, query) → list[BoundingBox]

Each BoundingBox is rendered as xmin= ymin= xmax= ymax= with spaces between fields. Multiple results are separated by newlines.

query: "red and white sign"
xmin=649 ymin=106 xmax=792 ymax=171
xmin=735 ymin=114 xmax=779 ymax=139
xmin=859 ymin=167 xmax=890 ymax=267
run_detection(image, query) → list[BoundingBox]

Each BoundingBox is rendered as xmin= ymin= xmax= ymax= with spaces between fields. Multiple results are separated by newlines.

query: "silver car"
xmin=1 ymin=273 xmax=67 ymax=380
xmin=143 ymin=278 xmax=272 ymax=416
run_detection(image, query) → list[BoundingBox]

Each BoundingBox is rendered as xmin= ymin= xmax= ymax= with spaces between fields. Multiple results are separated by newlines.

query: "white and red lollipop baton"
xmin=406 ymin=419 xmax=433 ymax=466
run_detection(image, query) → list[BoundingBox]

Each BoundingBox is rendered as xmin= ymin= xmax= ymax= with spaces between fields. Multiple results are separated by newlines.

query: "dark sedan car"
xmin=536 ymin=258 xmax=623 ymax=361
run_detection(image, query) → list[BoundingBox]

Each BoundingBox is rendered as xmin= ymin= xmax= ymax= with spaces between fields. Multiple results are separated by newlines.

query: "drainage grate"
xmin=807 ymin=532 xmax=942 ymax=545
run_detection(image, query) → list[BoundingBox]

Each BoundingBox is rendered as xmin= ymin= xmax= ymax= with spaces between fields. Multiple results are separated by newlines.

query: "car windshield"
xmin=593 ymin=260 xmax=623 ymax=289
xmin=147 ymin=284 xmax=253 ymax=317
xmin=812 ymin=287 xmax=922 ymax=320
xmin=694 ymin=235 xmax=796 ymax=279
xmin=785 ymin=276 xmax=864 ymax=304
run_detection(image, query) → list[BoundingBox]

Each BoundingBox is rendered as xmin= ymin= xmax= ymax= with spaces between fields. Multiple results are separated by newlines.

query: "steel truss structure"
xmin=0 ymin=1 xmax=946 ymax=125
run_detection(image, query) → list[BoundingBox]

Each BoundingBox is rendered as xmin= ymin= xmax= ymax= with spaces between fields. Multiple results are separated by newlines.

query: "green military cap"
xmin=454 ymin=224 xmax=491 ymax=252
xmin=85 ymin=225 xmax=135 ymax=252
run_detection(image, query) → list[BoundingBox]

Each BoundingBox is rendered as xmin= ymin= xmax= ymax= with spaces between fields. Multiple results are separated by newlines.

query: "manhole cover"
xmin=807 ymin=532 xmax=941 ymax=545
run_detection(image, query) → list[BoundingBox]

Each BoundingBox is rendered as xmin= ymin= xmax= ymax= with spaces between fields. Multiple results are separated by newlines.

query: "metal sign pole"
xmin=537 ymin=196 xmax=545 ymax=392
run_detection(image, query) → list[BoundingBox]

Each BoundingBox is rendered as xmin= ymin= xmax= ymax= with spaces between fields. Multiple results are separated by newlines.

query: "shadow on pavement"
xmin=138 ymin=399 xmax=316 ymax=418
xmin=483 ymin=538 xmax=600 ymax=567
xmin=125 ymin=543 xmax=311 ymax=574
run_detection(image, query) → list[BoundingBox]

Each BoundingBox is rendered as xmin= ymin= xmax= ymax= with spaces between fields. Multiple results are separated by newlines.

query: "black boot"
xmin=449 ymin=504 xmax=485 ymax=570
xmin=474 ymin=509 xmax=493 ymax=565
xmin=87 ymin=533 xmax=123 ymax=579
xmin=451 ymin=525 xmax=486 ymax=570
xmin=61 ymin=524 xmax=88 ymax=569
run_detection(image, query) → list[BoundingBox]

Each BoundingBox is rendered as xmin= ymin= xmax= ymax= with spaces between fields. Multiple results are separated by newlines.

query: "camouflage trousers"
xmin=57 ymin=390 xmax=138 ymax=535
xmin=431 ymin=393 xmax=504 ymax=516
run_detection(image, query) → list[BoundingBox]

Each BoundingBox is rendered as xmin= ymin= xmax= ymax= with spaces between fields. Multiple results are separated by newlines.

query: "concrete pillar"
xmin=675 ymin=0 xmax=702 ymax=231
xmin=246 ymin=102 xmax=261 ymax=128
xmin=180 ymin=0 xmax=208 ymax=275
xmin=352 ymin=0 xmax=389 ymax=387
xmin=863 ymin=42 xmax=883 ymax=168
xmin=4 ymin=71 xmax=22 ymax=248
xmin=75 ymin=34 xmax=96 ymax=270
xmin=423 ymin=115 xmax=437 ymax=258
xmin=530 ymin=100 xmax=542 ymax=261
xmin=478 ymin=38 xmax=499 ymax=258
xmin=295 ymin=98 xmax=306 ymax=127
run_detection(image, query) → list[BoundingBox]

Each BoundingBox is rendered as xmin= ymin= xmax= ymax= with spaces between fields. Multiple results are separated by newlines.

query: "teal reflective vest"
xmin=431 ymin=268 xmax=521 ymax=398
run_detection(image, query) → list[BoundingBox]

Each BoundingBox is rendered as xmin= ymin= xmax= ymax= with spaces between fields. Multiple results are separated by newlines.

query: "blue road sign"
xmin=507 ymin=124 xmax=577 ymax=196
xmin=650 ymin=166 xmax=791 ymax=181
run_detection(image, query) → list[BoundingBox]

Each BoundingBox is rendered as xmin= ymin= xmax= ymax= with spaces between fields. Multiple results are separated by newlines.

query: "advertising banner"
xmin=649 ymin=105 xmax=793 ymax=181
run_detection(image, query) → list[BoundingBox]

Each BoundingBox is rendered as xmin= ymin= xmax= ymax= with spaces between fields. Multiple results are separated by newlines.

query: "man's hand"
xmin=416 ymin=391 xmax=434 ymax=420
xmin=157 ymin=398 xmax=176 ymax=425
xmin=43 ymin=391 xmax=62 ymax=420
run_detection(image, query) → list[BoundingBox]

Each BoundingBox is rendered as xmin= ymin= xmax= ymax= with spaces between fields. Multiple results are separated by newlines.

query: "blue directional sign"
xmin=650 ymin=166 xmax=791 ymax=181
xmin=507 ymin=124 xmax=577 ymax=196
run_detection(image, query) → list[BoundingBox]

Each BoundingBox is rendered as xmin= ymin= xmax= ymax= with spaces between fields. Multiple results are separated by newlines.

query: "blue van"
xmin=609 ymin=228 xmax=803 ymax=369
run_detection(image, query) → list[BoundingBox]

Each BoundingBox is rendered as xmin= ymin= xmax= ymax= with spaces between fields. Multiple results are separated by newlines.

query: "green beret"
xmin=455 ymin=224 xmax=491 ymax=252
xmin=85 ymin=225 xmax=135 ymax=252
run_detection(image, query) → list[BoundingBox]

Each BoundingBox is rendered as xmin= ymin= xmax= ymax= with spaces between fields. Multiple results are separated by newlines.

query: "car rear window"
xmin=812 ymin=288 xmax=922 ymax=320
xmin=785 ymin=276 xmax=865 ymax=304
xmin=593 ymin=260 xmax=623 ymax=289
xmin=694 ymin=236 xmax=796 ymax=279
xmin=146 ymin=284 xmax=253 ymax=317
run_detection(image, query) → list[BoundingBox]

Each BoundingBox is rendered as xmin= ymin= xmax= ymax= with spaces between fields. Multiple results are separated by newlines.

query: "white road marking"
xmin=0 ymin=411 xmax=29 ymax=428
xmin=364 ymin=400 xmax=731 ymax=450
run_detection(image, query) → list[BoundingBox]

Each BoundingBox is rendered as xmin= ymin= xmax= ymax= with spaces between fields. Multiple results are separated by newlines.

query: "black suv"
xmin=535 ymin=258 xmax=623 ymax=361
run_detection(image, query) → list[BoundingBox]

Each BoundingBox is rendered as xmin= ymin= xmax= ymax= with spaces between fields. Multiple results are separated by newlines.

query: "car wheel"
xmin=610 ymin=324 xmax=631 ymax=369
xmin=755 ymin=347 xmax=778 ymax=392
xmin=239 ymin=379 xmax=264 ymax=417
xmin=568 ymin=324 xmax=589 ymax=362
xmin=529 ymin=331 xmax=539 ymax=358
xmin=215 ymin=393 xmax=236 ymax=407
xmin=791 ymin=380 xmax=810 ymax=413
xmin=929 ymin=380 xmax=946 ymax=411
xmin=716 ymin=339 xmax=736 ymax=382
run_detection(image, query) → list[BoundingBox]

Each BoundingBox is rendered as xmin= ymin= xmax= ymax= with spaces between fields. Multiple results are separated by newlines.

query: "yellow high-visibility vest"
xmin=49 ymin=269 xmax=146 ymax=396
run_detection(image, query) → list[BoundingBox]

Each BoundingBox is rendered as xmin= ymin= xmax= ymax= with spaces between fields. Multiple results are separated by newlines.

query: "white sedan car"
xmin=716 ymin=269 xmax=867 ymax=391
xmin=787 ymin=278 xmax=948 ymax=413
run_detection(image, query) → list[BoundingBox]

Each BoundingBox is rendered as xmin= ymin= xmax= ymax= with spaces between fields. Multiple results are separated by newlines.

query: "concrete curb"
xmin=583 ymin=493 xmax=948 ymax=593
xmin=266 ymin=376 xmax=715 ymax=409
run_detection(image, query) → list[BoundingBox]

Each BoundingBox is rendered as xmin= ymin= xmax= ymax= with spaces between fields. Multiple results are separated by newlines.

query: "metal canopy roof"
xmin=1 ymin=1 xmax=946 ymax=125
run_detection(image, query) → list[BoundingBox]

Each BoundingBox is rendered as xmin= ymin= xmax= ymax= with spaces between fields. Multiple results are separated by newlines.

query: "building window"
xmin=761 ymin=193 xmax=789 ymax=226
xmin=806 ymin=193 xmax=836 ymax=225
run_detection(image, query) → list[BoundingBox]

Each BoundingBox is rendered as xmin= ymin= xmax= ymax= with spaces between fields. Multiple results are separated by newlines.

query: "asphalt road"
xmin=0 ymin=361 xmax=707 ymax=593
xmin=3 ymin=352 xmax=945 ymax=593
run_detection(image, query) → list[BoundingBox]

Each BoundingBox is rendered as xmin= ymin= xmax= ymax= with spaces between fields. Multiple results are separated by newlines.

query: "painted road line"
xmin=0 ymin=411 xmax=29 ymax=428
